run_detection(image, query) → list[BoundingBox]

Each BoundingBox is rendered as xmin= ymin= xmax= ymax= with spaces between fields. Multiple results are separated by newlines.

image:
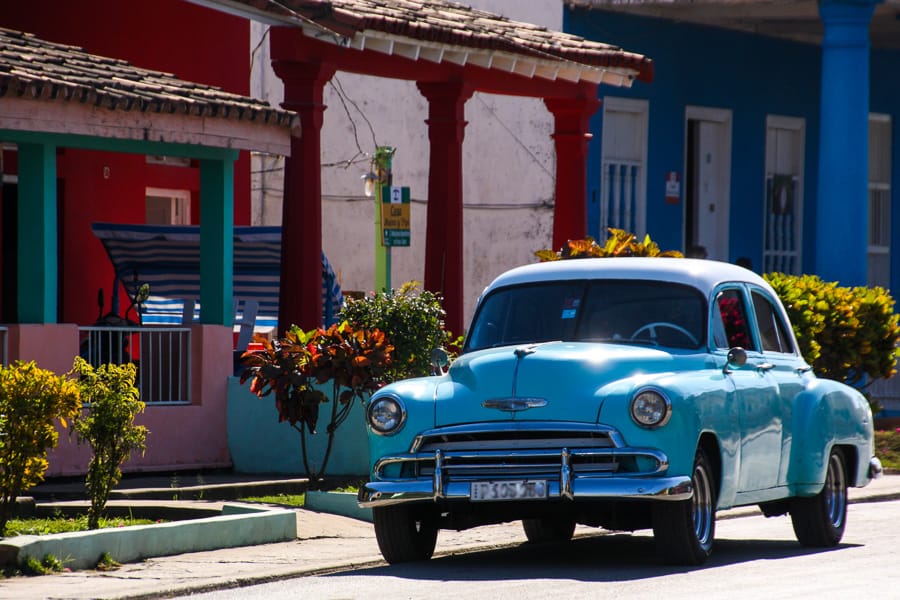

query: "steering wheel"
xmin=630 ymin=322 xmax=699 ymax=347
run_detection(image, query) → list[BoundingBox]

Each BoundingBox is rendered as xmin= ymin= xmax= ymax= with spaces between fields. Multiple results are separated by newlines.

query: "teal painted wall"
xmin=226 ymin=377 xmax=370 ymax=476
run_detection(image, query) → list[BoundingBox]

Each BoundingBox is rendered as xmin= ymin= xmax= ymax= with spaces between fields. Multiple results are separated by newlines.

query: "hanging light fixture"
xmin=361 ymin=169 xmax=378 ymax=197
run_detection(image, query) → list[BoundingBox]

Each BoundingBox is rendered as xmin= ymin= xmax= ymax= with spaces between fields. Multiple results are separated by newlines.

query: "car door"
xmin=749 ymin=286 xmax=808 ymax=487
xmin=712 ymin=286 xmax=783 ymax=494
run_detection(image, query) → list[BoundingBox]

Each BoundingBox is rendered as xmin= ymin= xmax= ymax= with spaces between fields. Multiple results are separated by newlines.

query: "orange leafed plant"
xmin=535 ymin=228 xmax=683 ymax=261
xmin=239 ymin=322 xmax=392 ymax=482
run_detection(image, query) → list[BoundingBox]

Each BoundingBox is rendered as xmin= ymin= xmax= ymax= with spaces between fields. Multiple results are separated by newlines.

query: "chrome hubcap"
xmin=824 ymin=452 xmax=847 ymax=529
xmin=692 ymin=462 xmax=714 ymax=550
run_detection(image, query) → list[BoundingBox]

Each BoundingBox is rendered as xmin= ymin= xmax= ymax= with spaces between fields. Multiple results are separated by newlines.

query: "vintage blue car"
xmin=358 ymin=258 xmax=883 ymax=565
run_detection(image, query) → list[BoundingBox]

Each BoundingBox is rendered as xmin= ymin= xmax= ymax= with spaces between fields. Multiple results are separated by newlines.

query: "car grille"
xmin=383 ymin=423 xmax=664 ymax=482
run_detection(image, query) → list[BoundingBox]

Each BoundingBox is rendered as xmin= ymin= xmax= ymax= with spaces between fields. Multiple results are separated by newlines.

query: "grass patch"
xmin=4 ymin=514 xmax=158 ymax=537
xmin=331 ymin=485 xmax=360 ymax=494
xmin=96 ymin=551 xmax=121 ymax=572
xmin=875 ymin=429 xmax=900 ymax=470
xmin=238 ymin=493 xmax=306 ymax=507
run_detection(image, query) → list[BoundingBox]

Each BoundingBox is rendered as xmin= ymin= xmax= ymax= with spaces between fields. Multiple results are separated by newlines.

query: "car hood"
xmin=434 ymin=341 xmax=689 ymax=426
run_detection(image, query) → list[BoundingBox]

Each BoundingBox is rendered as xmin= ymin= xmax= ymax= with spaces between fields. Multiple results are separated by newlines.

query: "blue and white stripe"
xmin=92 ymin=223 xmax=343 ymax=333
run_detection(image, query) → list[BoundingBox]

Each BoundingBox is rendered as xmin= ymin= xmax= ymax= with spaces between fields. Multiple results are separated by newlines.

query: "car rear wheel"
xmin=790 ymin=447 xmax=847 ymax=547
xmin=373 ymin=505 xmax=439 ymax=564
xmin=652 ymin=448 xmax=717 ymax=565
xmin=522 ymin=516 xmax=577 ymax=543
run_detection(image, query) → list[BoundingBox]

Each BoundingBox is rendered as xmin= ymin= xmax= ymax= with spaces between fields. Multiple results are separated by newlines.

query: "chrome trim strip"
xmin=409 ymin=421 xmax=623 ymax=453
xmin=434 ymin=449 xmax=444 ymax=498
xmin=482 ymin=397 xmax=548 ymax=412
xmin=560 ymin=447 xmax=573 ymax=499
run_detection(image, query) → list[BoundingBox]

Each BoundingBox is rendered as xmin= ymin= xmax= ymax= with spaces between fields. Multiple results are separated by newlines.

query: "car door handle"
xmin=756 ymin=362 xmax=775 ymax=372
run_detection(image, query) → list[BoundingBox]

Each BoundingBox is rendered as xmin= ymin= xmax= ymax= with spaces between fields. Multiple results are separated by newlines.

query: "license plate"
xmin=470 ymin=480 xmax=548 ymax=502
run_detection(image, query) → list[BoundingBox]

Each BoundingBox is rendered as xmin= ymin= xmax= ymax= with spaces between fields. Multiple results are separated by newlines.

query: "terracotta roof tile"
xmin=232 ymin=0 xmax=652 ymax=81
xmin=0 ymin=27 xmax=297 ymax=127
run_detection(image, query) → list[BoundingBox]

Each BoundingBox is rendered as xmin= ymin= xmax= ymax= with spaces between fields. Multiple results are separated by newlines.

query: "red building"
xmin=1 ymin=0 xmax=254 ymax=326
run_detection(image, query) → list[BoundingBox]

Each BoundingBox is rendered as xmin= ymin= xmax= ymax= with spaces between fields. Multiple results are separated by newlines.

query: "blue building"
xmin=565 ymin=0 xmax=898 ymax=291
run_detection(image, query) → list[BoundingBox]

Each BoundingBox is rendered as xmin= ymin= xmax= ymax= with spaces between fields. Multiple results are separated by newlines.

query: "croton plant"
xmin=240 ymin=321 xmax=393 ymax=481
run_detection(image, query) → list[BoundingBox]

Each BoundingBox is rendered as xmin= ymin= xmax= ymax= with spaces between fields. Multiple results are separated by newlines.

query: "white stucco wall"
xmin=250 ymin=1 xmax=562 ymax=332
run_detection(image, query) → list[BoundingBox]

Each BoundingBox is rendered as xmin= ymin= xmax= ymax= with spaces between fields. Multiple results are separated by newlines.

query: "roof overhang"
xmin=565 ymin=0 xmax=900 ymax=50
xmin=191 ymin=0 xmax=651 ymax=88
xmin=0 ymin=26 xmax=298 ymax=156
xmin=332 ymin=29 xmax=637 ymax=87
xmin=0 ymin=95 xmax=295 ymax=156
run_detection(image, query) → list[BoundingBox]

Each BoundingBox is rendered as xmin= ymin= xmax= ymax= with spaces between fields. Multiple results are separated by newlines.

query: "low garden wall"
xmin=226 ymin=377 xmax=369 ymax=477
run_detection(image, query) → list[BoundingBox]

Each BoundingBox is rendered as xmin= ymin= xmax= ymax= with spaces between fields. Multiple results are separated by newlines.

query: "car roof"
xmin=484 ymin=257 xmax=773 ymax=296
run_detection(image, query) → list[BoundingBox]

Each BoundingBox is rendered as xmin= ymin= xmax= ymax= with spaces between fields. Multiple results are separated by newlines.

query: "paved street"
xmin=4 ymin=475 xmax=898 ymax=600
xmin=175 ymin=499 xmax=900 ymax=600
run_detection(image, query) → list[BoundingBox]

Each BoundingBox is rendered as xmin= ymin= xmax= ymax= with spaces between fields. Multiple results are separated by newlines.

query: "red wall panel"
xmin=1 ymin=0 xmax=253 ymax=324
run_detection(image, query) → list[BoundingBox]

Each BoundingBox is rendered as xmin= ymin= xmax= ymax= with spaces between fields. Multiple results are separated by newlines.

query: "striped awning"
xmin=92 ymin=223 xmax=343 ymax=333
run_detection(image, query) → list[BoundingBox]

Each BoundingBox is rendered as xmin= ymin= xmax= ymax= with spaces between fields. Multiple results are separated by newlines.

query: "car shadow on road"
xmin=337 ymin=533 xmax=859 ymax=583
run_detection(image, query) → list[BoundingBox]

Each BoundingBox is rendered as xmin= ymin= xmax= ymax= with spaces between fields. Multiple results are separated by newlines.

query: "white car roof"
xmin=484 ymin=257 xmax=773 ymax=297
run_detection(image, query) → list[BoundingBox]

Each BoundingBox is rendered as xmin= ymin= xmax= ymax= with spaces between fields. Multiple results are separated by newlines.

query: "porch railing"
xmin=78 ymin=326 xmax=191 ymax=405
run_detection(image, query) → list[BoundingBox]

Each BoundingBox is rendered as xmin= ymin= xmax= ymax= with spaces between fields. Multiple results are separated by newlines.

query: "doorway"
xmin=684 ymin=107 xmax=732 ymax=261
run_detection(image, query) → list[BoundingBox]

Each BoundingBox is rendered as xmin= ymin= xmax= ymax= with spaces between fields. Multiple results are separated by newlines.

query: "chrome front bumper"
xmin=358 ymin=474 xmax=693 ymax=508
xmin=359 ymin=422 xmax=694 ymax=509
xmin=358 ymin=443 xmax=693 ymax=508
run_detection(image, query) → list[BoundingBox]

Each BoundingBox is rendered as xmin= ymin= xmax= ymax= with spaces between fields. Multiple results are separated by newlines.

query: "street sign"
xmin=381 ymin=186 xmax=410 ymax=247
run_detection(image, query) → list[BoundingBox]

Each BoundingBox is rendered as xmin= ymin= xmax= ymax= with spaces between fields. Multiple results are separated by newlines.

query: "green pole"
xmin=373 ymin=146 xmax=394 ymax=292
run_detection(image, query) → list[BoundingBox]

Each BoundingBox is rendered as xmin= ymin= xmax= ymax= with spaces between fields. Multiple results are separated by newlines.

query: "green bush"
xmin=764 ymin=272 xmax=900 ymax=408
xmin=874 ymin=430 xmax=900 ymax=471
xmin=71 ymin=358 xmax=148 ymax=530
xmin=0 ymin=360 xmax=81 ymax=537
xmin=339 ymin=281 xmax=455 ymax=382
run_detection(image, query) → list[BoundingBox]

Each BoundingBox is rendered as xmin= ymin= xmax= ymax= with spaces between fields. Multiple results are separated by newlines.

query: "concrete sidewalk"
xmin=3 ymin=475 xmax=899 ymax=600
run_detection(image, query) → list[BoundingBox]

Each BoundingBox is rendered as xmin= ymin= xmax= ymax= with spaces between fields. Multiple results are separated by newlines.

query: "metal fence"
xmin=78 ymin=326 xmax=191 ymax=404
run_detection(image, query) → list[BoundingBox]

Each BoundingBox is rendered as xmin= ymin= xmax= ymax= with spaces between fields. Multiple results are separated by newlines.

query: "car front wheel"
xmin=373 ymin=505 xmax=439 ymax=564
xmin=790 ymin=447 xmax=847 ymax=547
xmin=652 ymin=448 xmax=717 ymax=565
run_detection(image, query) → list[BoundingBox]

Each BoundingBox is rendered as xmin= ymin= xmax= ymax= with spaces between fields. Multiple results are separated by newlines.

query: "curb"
xmin=0 ymin=503 xmax=297 ymax=571
xmin=304 ymin=491 xmax=373 ymax=522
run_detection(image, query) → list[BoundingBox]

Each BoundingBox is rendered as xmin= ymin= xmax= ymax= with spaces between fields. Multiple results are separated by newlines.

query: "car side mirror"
xmin=724 ymin=347 xmax=747 ymax=374
xmin=430 ymin=347 xmax=450 ymax=375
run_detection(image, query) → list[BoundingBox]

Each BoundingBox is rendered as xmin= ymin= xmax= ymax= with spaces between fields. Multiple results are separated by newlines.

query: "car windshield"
xmin=464 ymin=279 xmax=707 ymax=352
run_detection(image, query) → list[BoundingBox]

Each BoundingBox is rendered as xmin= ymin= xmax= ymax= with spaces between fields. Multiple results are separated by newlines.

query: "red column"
xmin=272 ymin=59 xmax=335 ymax=334
xmin=544 ymin=96 xmax=601 ymax=252
xmin=417 ymin=81 xmax=473 ymax=337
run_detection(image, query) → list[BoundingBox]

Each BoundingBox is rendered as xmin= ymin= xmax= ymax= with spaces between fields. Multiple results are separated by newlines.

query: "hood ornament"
xmin=483 ymin=397 xmax=548 ymax=412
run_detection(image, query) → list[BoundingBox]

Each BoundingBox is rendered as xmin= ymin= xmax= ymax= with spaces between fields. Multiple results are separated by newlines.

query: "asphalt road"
xmin=177 ymin=499 xmax=900 ymax=600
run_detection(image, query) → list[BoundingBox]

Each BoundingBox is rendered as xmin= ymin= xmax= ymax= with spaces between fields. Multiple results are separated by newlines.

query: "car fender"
xmin=596 ymin=366 xmax=741 ymax=505
xmin=787 ymin=378 xmax=874 ymax=493
xmin=364 ymin=376 xmax=441 ymax=472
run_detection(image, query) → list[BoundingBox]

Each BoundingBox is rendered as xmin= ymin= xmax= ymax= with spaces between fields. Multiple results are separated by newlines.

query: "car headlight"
xmin=366 ymin=395 xmax=406 ymax=435
xmin=630 ymin=389 xmax=672 ymax=428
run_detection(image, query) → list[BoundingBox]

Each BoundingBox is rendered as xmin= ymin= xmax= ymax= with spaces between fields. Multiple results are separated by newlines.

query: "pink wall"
xmin=9 ymin=324 xmax=235 ymax=477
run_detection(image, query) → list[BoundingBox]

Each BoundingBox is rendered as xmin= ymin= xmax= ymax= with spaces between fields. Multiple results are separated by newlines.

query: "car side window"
xmin=713 ymin=289 xmax=755 ymax=350
xmin=751 ymin=290 xmax=795 ymax=354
